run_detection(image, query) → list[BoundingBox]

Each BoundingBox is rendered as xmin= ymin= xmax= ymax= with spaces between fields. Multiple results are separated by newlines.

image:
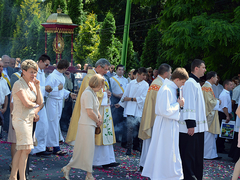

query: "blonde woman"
xmin=9 ymin=60 xmax=43 ymax=180
xmin=62 ymin=74 xmax=103 ymax=180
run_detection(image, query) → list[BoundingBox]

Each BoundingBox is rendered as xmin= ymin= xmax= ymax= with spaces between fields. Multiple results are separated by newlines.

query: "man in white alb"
xmin=142 ymin=67 xmax=188 ymax=180
xmin=110 ymin=65 xmax=128 ymax=142
xmin=179 ymin=59 xmax=208 ymax=180
xmin=31 ymin=54 xmax=53 ymax=157
xmin=46 ymin=59 xmax=76 ymax=156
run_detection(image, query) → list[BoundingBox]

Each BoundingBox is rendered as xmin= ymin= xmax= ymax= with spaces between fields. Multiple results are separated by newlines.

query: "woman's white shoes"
xmin=61 ymin=166 xmax=70 ymax=180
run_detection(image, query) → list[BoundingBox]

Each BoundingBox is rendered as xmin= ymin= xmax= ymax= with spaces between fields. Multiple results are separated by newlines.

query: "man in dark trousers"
xmin=179 ymin=59 xmax=209 ymax=180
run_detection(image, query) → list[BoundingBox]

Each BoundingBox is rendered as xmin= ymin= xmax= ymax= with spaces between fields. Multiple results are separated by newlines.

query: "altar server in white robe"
xmin=45 ymin=59 xmax=76 ymax=155
xmin=202 ymin=71 xmax=221 ymax=160
xmin=31 ymin=54 xmax=53 ymax=156
xmin=179 ymin=59 xmax=208 ymax=180
xmin=142 ymin=67 xmax=188 ymax=180
xmin=138 ymin=63 xmax=171 ymax=171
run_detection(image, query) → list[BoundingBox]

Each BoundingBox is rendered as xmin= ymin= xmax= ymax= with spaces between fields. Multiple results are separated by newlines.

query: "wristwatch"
xmin=131 ymin=98 xmax=133 ymax=101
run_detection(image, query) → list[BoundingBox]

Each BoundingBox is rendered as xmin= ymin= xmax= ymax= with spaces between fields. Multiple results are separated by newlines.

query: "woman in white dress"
xmin=61 ymin=74 xmax=104 ymax=180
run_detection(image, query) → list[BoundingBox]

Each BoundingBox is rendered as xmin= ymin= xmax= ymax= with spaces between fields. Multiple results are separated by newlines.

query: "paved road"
xmin=0 ymin=131 xmax=236 ymax=180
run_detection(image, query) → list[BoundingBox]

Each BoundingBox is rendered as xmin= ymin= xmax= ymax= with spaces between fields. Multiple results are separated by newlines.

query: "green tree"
xmin=140 ymin=26 xmax=161 ymax=68
xmin=73 ymin=13 xmax=100 ymax=65
xmin=53 ymin=0 xmax=67 ymax=13
xmin=126 ymin=38 xmax=140 ymax=72
xmin=98 ymin=12 xmax=121 ymax=65
xmin=159 ymin=0 xmax=240 ymax=78
xmin=68 ymin=0 xmax=85 ymax=25
xmin=0 ymin=0 xmax=15 ymax=55
xmin=10 ymin=0 xmax=43 ymax=59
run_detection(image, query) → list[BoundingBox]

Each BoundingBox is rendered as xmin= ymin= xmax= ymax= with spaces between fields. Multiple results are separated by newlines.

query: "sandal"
xmin=53 ymin=150 xmax=67 ymax=156
xmin=46 ymin=147 xmax=53 ymax=152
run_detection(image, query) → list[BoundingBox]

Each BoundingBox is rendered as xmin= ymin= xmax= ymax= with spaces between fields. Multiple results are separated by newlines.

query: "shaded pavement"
xmin=0 ymin=131 xmax=236 ymax=180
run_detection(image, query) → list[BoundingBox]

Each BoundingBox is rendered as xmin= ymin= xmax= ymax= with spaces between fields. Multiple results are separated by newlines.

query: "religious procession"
xmin=1 ymin=0 xmax=240 ymax=180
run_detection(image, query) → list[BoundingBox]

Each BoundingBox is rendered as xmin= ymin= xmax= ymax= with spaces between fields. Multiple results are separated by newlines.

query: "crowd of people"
xmin=1 ymin=55 xmax=240 ymax=180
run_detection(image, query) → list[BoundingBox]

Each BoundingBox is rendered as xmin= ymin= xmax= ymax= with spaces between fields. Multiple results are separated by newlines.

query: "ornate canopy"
xmin=41 ymin=7 xmax=78 ymax=34
xmin=41 ymin=6 xmax=78 ymax=65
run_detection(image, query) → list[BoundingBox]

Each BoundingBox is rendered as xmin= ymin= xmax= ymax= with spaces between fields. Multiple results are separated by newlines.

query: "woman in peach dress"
xmin=9 ymin=60 xmax=43 ymax=180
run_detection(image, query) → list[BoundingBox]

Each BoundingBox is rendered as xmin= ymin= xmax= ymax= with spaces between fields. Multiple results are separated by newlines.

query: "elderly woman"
xmin=9 ymin=60 xmax=43 ymax=180
xmin=62 ymin=74 xmax=104 ymax=180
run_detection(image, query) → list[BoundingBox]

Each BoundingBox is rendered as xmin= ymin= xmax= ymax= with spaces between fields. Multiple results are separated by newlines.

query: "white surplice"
xmin=32 ymin=68 xmax=49 ymax=154
xmin=45 ymin=69 xmax=70 ymax=147
xmin=179 ymin=78 xmax=208 ymax=133
xmin=142 ymin=79 xmax=183 ymax=180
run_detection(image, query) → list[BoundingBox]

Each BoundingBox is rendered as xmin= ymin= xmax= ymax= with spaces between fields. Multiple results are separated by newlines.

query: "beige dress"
xmin=67 ymin=86 xmax=99 ymax=172
xmin=12 ymin=78 xmax=36 ymax=150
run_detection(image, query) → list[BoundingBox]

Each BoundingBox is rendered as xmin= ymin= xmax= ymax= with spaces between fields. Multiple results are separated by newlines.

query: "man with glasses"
xmin=31 ymin=54 xmax=53 ymax=157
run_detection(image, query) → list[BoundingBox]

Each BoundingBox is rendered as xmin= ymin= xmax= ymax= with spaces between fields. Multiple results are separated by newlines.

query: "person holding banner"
xmin=110 ymin=64 xmax=128 ymax=143
xmin=216 ymin=80 xmax=233 ymax=153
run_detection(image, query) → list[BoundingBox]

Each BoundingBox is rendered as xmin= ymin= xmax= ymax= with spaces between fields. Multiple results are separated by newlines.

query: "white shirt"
xmin=219 ymin=89 xmax=232 ymax=113
xmin=212 ymin=84 xmax=223 ymax=99
xmin=45 ymin=69 xmax=70 ymax=100
xmin=2 ymin=68 xmax=10 ymax=81
xmin=119 ymin=79 xmax=149 ymax=117
xmin=110 ymin=75 xmax=128 ymax=95
xmin=0 ymin=76 xmax=11 ymax=105
xmin=37 ymin=68 xmax=46 ymax=101
xmin=232 ymin=84 xmax=240 ymax=104
xmin=179 ymin=77 xmax=208 ymax=133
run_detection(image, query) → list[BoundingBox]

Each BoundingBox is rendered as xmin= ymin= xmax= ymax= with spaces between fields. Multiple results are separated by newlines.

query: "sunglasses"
xmin=44 ymin=62 xmax=49 ymax=67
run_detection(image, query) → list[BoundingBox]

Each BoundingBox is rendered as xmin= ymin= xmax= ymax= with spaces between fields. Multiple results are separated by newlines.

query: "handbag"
xmin=95 ymin=127 xmax=101 ymax=134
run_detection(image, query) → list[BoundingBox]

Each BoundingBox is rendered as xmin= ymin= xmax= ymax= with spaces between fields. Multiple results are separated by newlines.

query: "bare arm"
xmin=86 ymin=109 xmax=99 ymax=123
xmin=33 ymin=103 xmax=44 ymax=122
xmin=33 ymin=79 xmax=43 ymax=105
xmin=16 ymin=90 xmax=36 ymax=108
xmin=223 ymin=107 xmax=230 ymax=123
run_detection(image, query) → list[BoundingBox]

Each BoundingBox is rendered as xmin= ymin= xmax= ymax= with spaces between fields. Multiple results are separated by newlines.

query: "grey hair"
xmin=2 ymin=55 xmax=10 ymax=61
xmin=95 ymin=58 xmax=110 ymax=68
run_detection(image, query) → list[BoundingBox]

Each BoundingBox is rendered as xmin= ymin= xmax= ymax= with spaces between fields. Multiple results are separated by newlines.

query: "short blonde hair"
xmin=171 ymin=67 xmax=189 ymax=80
xmin=89 ymin=74 xmax=105 ymax=88
xmin=21 ymin=59 xmax=38 ymax=72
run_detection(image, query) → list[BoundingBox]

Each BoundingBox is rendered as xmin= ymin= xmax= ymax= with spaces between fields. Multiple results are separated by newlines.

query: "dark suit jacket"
xmin=10 ymin=70 xmax=22 ymax=88
xmin=7 ymin=66 xmax=15 ymax=78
